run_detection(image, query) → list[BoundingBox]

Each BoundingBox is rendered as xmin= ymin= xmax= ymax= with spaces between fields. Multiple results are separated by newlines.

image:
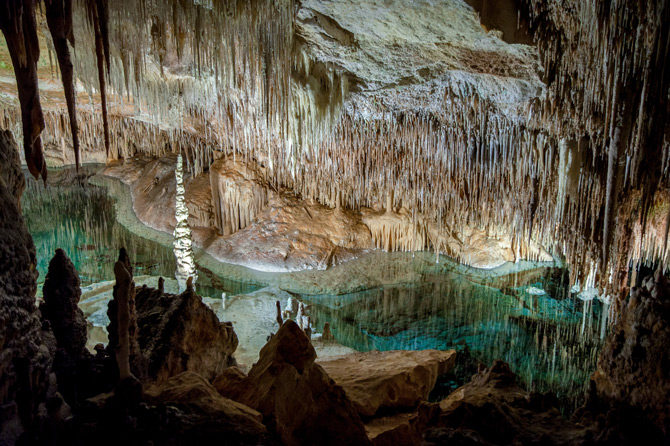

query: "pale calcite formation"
xmin=104 ymin=155 xmax=552 ymax=272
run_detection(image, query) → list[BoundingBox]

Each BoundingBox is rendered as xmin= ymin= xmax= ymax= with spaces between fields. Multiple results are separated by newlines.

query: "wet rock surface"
xmin=318 ymin=349 xmax=457 ymax=416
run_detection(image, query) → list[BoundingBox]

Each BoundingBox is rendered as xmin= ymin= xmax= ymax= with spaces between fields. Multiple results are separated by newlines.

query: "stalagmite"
xmin=113 ymin=251 xmax=133 ymax=380
xmin=276 ymin=300 xmax=283 ymax=327
xmin=173 ymin=153 xmax=197 ymax=291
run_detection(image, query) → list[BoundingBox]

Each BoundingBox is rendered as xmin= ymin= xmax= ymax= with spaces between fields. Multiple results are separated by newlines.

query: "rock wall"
xmin=586 ymin=270 xmax=670 ymax=440
xmin=104 ymin=155 xmax=552 ymax=271
xmin=0 ymin=130 xmax=54 ymax=442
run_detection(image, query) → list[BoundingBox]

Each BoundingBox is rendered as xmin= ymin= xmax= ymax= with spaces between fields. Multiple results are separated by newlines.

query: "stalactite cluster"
xmin=1 ymin=0 xmax=668 ymax=307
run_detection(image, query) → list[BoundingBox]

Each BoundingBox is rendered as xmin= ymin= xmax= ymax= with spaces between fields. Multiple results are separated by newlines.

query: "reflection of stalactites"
xmin=0 ymin=0 xmax=47 ymax=182
xmin=46 ymin=0 xmax=80 ymax=170
xmin=173 ymin=153 xmax=197 ymax=292
xmin=86 ymin=0 xmax=110 ymax=157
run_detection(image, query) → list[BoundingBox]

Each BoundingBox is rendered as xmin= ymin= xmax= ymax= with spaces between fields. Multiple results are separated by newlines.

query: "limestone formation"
xmin=275 ymin=300 xmax=284 ymax=327
xmin=322 ymin=322 xmax=334 ymax=342
xmin=239 ymin=320 xmax=372 ymax=446
xmin=0 ymin=126 xmax=53 ymax=441
xmin=134 ymin=284 xmax=239 ymax=383
xmin=318 ymin=349 xmax=457 ymax=417
xmin=423 ymin=360 xmax=589 ymax=446
xmin=583 ymin=270 xmax=670 ymax=439
xmin=41 ymin=248 xmax=88 ymax=360
xmin=143 ymin=371 xmax=268 ymax=439
xmin=106 ymin=248 xmax=146 ymax=381
xmin=113 ymin=255 xmax=133 ymax=380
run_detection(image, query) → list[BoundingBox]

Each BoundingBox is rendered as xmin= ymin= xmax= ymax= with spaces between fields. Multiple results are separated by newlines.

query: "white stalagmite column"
xmin=174 ymin=153 xmax=197 ymax=292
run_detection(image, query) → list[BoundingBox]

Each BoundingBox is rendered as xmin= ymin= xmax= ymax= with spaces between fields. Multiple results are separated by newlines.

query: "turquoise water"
xmin=22 ymin=166 xmax=260 ymax=297
xmin=22 ymin=165 xmax=605 ymax=412
xmin=301 ymin=274 xmax=604 ymax=410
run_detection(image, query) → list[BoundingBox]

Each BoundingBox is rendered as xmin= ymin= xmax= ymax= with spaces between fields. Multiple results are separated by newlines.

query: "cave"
xmin=0 ymin=0 xmax=669 ymax=445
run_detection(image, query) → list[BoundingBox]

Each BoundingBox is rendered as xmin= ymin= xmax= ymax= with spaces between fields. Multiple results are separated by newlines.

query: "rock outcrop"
xmin=0 ymin=130 xmax=54 ymax=442
xmin=143 ymin=371 xmax=271 ymax=443
xmin=581 ymin=269 xmax=670 ymax=443
xmin=235 ymin=320 xmax=372 ymax=446
xmin=318 ymin=349 xmax=457 ymax=417
xmin=422 ymin=360 xmax=588 ymax=446
xmin=135 ymin=283 xmax=239 ymax=383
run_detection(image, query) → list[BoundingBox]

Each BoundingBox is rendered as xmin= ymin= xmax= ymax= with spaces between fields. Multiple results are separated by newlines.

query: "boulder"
xmin=240 ymin=320 xmax=372 ymax=446
xmin=318 ymin=349 xmax=456 ymax=416
xmin=78 ymin=371 xmax=277 ymax=446
xmin=364 ymin=411 xmax=422 ymax=446
xmin=135 ymin=284 xmax=238 ymax=383
xmin=423 ymin=360 xmax=588 ymax=446
xmin=144 ymin=371 xmax=267 ymax=435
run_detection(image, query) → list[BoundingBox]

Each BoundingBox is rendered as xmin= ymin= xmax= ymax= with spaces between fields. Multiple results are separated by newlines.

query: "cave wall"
xmin=0 ymin=130 xmax=54 ymax=442
xmin=0 ymin=0 xmax=668 ymax=301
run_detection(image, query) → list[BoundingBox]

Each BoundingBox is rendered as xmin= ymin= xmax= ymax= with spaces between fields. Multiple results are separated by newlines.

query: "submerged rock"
xmin=135 ymin=283 xmax=239 ymax=383
xmin=238 ymin=320 xmax=372 ymax=446
xmin=318 ymin=349 xmax=457 ymax=417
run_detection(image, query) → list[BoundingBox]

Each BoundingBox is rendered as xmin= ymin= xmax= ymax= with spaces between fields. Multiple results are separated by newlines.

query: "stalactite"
xmin=86 ymin=0 xmax=110 ymax=157
xmin=0 ymin=0 xmax=667 ymax=301
xmin=0 ymin=0 xmax=48 ymax=182
xmin=45 ymin=0 xmax=80 ymax=169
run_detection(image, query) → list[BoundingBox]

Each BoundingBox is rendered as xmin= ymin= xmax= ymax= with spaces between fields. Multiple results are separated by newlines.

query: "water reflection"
xmin=22 ymin=165 xmax=258 ymax=297
xmin=22 ymin=165 xmax=604 ymax=413
xmin=302 ymin=269 xmax=604 ymax=412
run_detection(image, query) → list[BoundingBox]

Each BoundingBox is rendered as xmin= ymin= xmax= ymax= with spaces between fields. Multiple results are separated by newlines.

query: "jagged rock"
xmin=41 ymin=248 xmax=88 ymax=358
xmin=318 ymin=349 xmax=457 ymax=416
xmin=0 ymin=129 xmax=54 ymax=441
xmin=78 ymin=371 xmax=278 ymax=446
xmin=212 ymin=366 xmax=251 ymax=403
xmin=422 ymin=360 xmax=588 ymax=446
xmin=583 ymin=270 xmax=670 ymax=441
xmin=144 ymin=371 xmax=268 ymax=437
xmin=239 ymin=320 xmax=372 ymax=446
xmin=135 ymin=284 xmax=239 ymax=383
xmin=365 ymin=411 xmax=423 ymax=446
xmin=39 ymin=248 xmax=107 ymax=407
